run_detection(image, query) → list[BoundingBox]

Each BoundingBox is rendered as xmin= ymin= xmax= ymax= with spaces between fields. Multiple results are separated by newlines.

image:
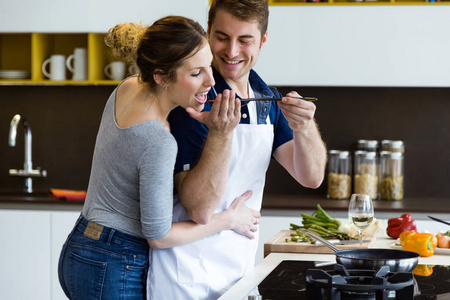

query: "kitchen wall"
xmin=266 ymin=86 xmax=450 ymax=198
xmin=1 ymin=1 xmax=449 ymax=196
xmin=0 ymin=86 xmax=112 ymax=191
xmin=1 ymin=85 xmax=449 ymax=198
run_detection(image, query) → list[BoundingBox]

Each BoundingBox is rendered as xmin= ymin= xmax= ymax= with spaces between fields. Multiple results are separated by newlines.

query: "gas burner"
xmin=257 ymin=261 xmax=450 ymax=299
xmin=416 ymin=283 xmax=435 ymax=293
xmin=306 ymin=264 xmax=415 ymax=300
xmin=291 ymin=279 xmax=306 ymax=290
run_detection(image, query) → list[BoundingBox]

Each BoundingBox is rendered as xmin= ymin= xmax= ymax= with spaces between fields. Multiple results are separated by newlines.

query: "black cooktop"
xmin=257 ymin=261 xmax=450 ymax=300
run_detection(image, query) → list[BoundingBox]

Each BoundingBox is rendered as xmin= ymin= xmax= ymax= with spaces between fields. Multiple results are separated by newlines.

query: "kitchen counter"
xmin=262 ymin=194 xmax=450 ymax=213
xmin=219 ymin=236 xmax=450 ymax=300
xmin=0 ymin=193 xmax=83 ymax=211
xmin=1 ymin=193 xmax=448 ymax=214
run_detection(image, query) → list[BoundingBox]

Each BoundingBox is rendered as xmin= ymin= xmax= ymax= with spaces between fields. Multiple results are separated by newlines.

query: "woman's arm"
xmin=148 ymin=190 xmax=260 ymax=249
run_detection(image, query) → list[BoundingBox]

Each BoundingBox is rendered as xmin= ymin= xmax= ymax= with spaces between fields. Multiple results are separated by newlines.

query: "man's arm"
xmin=273 ymin=91 xmax=327 ymax=188
xmin=175 ymin=90 xmax=241 ymax=224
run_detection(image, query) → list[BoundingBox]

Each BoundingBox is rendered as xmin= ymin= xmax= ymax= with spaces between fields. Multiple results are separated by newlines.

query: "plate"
xmin=0 ymin=70 xmax=31 ymax=79
xmin=390 ymin=242 xmax=450 ymax=255
xmin=50 ymin=188 xmax=86 ymax=201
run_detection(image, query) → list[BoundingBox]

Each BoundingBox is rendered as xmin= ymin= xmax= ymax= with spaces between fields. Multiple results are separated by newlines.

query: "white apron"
xmin=147 ymin=116 xmax=274 ymax=300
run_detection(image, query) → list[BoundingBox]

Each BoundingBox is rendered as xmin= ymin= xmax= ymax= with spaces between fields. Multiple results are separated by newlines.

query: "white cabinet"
xmin=1 ymin=0 xmax=450 ymax=86
xmin=259 ymin=6 xmax=450 ymax=87
xmin=0 ymin=0 xmax=208 ymax=32
xmin=0 ymin=210 xmax=51 ymax=300
xmin=0 ymin=209 xmax=80 ymax=300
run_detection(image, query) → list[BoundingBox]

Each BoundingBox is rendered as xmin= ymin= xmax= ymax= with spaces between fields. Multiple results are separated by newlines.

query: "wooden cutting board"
xmin=264 ymin=230 xmax=377 ymax=257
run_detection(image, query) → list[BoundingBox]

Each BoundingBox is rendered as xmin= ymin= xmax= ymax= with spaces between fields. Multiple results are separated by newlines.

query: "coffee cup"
xmin=128 ymin=64 xmax=139 ymax=76
xmin=42 ymin=55 xmax=66 ymax=81
xmin=66 ymin=48 xmax=87 ymax=80
xmin=104 ymin=61 xmax=126 ymax=81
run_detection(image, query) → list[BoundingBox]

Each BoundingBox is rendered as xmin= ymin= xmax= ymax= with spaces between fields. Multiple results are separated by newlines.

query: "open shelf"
xmin=0 ymin=33 xmax=131 ymax=86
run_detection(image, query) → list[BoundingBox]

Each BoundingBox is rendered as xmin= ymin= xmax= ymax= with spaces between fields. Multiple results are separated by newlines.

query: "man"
xmin=147 ymin=0 xmax=327 ymax=299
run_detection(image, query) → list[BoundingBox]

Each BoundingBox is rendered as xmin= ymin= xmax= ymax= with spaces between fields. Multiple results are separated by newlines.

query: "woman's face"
xmin=167 ymin=42 xmax=215 ymax=112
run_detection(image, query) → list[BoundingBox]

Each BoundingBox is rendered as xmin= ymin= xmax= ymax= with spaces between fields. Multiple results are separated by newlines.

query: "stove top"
xmin=257 ymin=261 xmax=450 ymax=300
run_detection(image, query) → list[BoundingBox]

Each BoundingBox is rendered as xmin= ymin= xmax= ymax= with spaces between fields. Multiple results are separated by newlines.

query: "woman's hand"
xmin=186 ymin=89 xmax=241 ymax=135
xmin=226 ymin=190 xmax=261 ymax=239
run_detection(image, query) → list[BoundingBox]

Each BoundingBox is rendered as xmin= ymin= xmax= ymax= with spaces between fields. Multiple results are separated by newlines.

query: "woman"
xmin=58 ymin=16 xmax=260 ymax=299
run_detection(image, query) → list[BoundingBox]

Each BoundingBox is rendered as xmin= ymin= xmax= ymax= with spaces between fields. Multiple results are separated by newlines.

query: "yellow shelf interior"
xmin=0 ymin=32 xmax=136 ymax=85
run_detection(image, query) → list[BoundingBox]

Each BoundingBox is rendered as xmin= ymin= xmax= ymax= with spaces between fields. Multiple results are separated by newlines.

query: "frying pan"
xmin=300 ymin=228 xmax=420 ymax=272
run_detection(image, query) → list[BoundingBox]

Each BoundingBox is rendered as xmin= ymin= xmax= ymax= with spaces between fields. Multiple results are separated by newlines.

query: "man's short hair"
xmin=208 ymin=0 xmax=269 ymax=39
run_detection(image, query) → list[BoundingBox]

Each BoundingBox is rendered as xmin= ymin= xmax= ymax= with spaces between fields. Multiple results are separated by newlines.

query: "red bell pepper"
xmin=386 ymin=213 xmax=417 ymax=239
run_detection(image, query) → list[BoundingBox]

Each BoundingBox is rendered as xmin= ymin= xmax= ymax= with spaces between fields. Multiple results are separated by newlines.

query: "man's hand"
xmin=226 ymin=190 xmax=261 ymax=239
xmin=277 ymin=91 xmax=317 ymax=132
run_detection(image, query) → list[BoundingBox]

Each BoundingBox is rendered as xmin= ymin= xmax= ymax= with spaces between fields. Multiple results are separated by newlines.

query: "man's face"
xmin=208 ymin=10 xmax=268 ymax=86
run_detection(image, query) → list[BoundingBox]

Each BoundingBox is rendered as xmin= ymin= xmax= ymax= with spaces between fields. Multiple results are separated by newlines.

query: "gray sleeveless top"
xmin=82 ymin=85 xmax=176 ymax=240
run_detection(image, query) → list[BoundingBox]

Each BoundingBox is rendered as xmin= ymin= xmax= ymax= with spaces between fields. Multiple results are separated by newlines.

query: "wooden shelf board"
xmin=0 ymin=80 xmax=119 ymax=86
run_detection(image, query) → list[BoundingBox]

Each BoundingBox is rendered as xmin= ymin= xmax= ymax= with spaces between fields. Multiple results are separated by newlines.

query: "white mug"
xmin=104 ymin=61 xmax=126 ymax=81
xmin=128 ymin=64 xmax=139 ymax=76
xmin=66 ymin=48 xmax=87 ymax=80
xmin=42 ymin=55 xmax=66 ymax=81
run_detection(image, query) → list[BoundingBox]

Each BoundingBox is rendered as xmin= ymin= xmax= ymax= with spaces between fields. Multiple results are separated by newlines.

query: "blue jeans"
xmin=58 ymin=215 xmax=149 ymax=299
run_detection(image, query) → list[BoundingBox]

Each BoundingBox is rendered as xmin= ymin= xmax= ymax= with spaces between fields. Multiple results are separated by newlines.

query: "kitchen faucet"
xmin=8 ymin=114 xmax=47 ymax=193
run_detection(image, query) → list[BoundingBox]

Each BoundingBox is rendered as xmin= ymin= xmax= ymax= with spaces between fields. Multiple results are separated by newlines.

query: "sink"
xmin=0 ymin=189 xmax=53 ymax=201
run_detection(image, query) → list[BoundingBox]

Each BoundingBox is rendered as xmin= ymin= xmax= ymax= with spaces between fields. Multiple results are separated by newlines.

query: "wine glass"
xmin=348 ymin=194 xmax=374 ymax=248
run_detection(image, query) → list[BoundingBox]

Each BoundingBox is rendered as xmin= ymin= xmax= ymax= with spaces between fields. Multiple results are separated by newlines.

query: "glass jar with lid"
xmin=353 ymin=150 xmax=378 ymax=199
xmin=379 ymin=151 xmax=404 ymax=200
xmin=356 ymin=139 xmax=379 ymax=152
xmin=327 ymin=150 xmax=352 ymax=199
xmin=381 ymin=140 xmax=404 ymax=153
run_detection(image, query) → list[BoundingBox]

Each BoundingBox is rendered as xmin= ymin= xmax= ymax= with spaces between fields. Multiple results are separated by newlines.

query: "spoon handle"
xmin=208 ymin=96 xmax=318 ymax=104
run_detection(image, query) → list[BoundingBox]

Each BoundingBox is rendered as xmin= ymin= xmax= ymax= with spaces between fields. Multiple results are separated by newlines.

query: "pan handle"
xmin=299 ymin=228 xmax=342 ymax=252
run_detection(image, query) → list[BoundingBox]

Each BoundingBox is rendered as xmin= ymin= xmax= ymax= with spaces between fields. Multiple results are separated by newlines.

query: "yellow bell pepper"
xmin=399 ymin=230 xmax=417 ymax=245
xmin=412 ymin=264 xmax=434 ymax=277
xmin=401 ymin=231 xmax=436 ymax=257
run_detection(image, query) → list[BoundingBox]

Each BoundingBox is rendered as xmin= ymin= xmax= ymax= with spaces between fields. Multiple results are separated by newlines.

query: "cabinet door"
xmin=50 ymin=211 xmax=80 ymax=300
xmin=0 ymin=210 xmax=51 ymax=300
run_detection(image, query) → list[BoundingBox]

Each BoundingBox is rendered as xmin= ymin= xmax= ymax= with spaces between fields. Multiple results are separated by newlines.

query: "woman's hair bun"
xmin=104 ymin=22 xmax=148 ymax=65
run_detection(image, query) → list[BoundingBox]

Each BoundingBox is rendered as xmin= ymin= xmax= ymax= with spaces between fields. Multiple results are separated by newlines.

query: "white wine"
xmin=350 ymin=214 xmax=373 ymax=230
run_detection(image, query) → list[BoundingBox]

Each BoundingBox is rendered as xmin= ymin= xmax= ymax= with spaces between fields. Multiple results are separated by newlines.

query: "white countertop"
xmin=219 ymin=236 xmax=450 ymax=300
